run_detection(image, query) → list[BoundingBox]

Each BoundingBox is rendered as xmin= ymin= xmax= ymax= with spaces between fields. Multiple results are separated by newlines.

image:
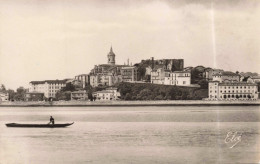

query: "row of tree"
xmin=0 ymin=84 xmax=27 ymax=101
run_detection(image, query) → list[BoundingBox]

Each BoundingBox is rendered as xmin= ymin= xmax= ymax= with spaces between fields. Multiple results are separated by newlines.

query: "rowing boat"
xmin=5 ymin=122 xmax=74 ymax=128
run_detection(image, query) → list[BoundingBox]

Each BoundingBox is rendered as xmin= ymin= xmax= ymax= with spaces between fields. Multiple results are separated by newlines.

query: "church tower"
xmin=107 ymin=46 xmax=116 ymax=65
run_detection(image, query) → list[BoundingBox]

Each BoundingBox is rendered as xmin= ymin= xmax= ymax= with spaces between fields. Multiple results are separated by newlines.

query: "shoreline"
xmin=0 ymin=100 xmax=260 ymax=107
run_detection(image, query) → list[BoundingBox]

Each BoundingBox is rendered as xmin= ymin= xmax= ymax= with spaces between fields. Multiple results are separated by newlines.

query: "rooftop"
xmin=30 ymin=79 xmax=68 ymax=85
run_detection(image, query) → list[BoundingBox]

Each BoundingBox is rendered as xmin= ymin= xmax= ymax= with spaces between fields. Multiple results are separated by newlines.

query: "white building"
xmin=0 ymin=92 xmax=9 ymax=101
xmin=208 ymin=81 xmax=258 ymax=100
xmin=165 ymin=71 xmax=191 ymax=86
xmin=29 ymin=80 xmax=67 ymax=98
xmin=93 ymin=88 xmax=121 ymax=101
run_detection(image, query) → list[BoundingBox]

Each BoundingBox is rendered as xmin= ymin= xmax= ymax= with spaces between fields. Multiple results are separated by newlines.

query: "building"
xmin=208 ymin=81 xmax=258 ymax=100
xmin=165 ymin=71 xmax=191 ymax=86
xmin=74 ymin=74 xmax=90 ymax=88
xmin=25 ymin=92 xmax=44 ymax=101
xmin=29 ymin=80 xmax=67 ymax=98
xmin=251 ymin=76 xmax=260 ymax=83
xmin=71 ymin=90 xmax=88 ymax=100
xmin=0 ymin=92 xmax=9 ymax=101
xmin=93 ymin=88 xmax=121 ymax=101
xmin=151 ymin=68 xmax=171 ymax=84
xmin=107 ymin=46 xmax=116 ymax=65
xmin=89 ymin=47 xmax=132 ymax=87
xmin=203 ymin=68 xmax=224 ymax=81
xmin=121 ymin=66 xmax=138 ymax=82
xmin=212 ymin=71 xmax=240 ymax=83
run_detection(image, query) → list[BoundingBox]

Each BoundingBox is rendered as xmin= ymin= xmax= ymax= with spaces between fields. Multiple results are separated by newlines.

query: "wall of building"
xmin=208 ymin=81 xmax=258 ymax=100
xmin=29 ymin=81 xmax=66 ymax=98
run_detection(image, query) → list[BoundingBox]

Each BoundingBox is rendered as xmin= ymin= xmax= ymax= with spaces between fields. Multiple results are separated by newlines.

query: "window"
xmin=183 ymin=81 xmax=186 ymax=84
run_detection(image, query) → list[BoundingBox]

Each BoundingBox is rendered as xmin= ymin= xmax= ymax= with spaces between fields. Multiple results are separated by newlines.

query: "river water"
xmin=0 ymin=106 xmax=260 ymax=164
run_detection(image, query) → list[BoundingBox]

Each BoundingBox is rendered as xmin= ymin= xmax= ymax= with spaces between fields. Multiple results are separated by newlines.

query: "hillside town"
xmin=0 ymin=47 xmax=259 ymax=102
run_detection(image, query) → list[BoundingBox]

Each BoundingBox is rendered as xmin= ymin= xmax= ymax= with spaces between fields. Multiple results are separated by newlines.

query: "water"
xmin=0 ymin=106 xmax=260 ymax=164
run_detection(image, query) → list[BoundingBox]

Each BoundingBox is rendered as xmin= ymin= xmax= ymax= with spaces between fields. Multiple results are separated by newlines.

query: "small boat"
xmin=5 ymin=122 xmax=74 ymax=128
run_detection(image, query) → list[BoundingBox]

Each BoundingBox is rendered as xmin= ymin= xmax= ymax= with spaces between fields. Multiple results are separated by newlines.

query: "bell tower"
xmin=107 ymin=46 xmax=115 ymax=65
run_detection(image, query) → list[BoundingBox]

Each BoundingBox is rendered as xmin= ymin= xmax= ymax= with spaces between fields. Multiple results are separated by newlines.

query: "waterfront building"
xmin=29 ymin=80 xmax=67 ymax=98
xmin=0 ymin=92 xmax=9 ymax=101
xmin=25 ymin=92 xmax=44 ymax=101
xmin=74 ymin=74 xmax=90 ymax=88
xmin=71 ymin=90 xmax=88 ymax=100
xmin=164 ymin=71 xmax=191 ymax=86
xmin=93 ymin=87 xmax=121 ymax=101
xmin=208 ymin=81 xmax=258 ymax=100
xmin=212 ymin=71 xmax=240 ymax=83
xmin=121 ymin=66 xmax=138 ymax=82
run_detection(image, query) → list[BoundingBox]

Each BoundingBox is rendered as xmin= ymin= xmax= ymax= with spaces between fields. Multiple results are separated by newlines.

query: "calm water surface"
xmin=0 ymin=106 xmax=260 ymax=164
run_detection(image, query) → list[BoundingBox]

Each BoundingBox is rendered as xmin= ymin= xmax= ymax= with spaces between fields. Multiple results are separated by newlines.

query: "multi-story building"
xmin=212 ymin=71 xmax=240 ymax=83
xmin=121 ymin=66 xmax=138 ymax=82
xmin=29 ymin=80 xmax=67 ymax=98
xmin=0 ymin=92 xmax=9 ymax=101
xmin=93 ymin=88 xmax=121 ymax=101
xmin=208 ymin=81 xmax=258 ymax=100
xmin=203 ymin=68 xmax=224 ymax=81
xmin=74 ymin=74 xmax=90 ymax=88
xmin=71 ymin=90 xmax=88 ymax=101
xmin=164 ymin=71 xmax=191 ymax=86
xmin=151 ymin=68 xmax=171 ymax=84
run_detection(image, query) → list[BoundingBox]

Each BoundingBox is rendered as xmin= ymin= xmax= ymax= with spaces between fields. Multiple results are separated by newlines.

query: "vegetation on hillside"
xmin=115 ymin=82 xmax=208 ymax=100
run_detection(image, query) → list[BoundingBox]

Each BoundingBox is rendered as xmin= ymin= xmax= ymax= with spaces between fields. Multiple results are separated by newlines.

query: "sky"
xmin=0 ymin=0 xmax=259 ymax=90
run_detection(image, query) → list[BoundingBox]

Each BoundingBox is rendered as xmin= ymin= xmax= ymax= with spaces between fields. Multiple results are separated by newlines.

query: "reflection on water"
xmin=0 ymin=106 xmax=260 ymax=164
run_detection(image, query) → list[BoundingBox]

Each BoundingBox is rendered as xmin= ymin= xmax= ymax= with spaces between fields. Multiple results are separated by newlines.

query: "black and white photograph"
xmin=0 ymin=0 xmax=260 ymax=163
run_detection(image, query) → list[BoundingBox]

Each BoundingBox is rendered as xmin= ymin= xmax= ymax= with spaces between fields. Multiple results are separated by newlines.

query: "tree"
xmin=6 ymin=89 xmax=15 ymax=101
xmin=124 ymin=93 xmax=132 ymax=100
xmin=257 ymin=82 xmax=260 ymax=92
xmin=198 ymin=79 xmax=209 ymax=89
xmin=55 ymin=91 xmax=71 ymax=101
xmin=14 ymin=87 xmax=26 ymax=101
xmin=0 ymin=84 xmax=7 ymax=92
xmin=61 ymin=82 xmax=76 ymax=92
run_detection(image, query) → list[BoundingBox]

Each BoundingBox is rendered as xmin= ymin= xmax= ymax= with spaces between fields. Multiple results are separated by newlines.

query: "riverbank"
xmin=0 ymin=100 xmax=260 ymax=107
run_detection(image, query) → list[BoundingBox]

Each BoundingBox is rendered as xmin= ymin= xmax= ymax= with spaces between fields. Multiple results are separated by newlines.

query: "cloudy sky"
xmin=0 ymin=0 xmax=259 ymax=90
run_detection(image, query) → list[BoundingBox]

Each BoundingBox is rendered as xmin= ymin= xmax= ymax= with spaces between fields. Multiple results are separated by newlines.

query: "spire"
xmin=110 ymin=46 xmax=113 ymax=53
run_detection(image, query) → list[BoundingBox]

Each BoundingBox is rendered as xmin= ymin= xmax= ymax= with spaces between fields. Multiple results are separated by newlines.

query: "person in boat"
xmin=49 ymin=116 xmax=55 ymax=125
